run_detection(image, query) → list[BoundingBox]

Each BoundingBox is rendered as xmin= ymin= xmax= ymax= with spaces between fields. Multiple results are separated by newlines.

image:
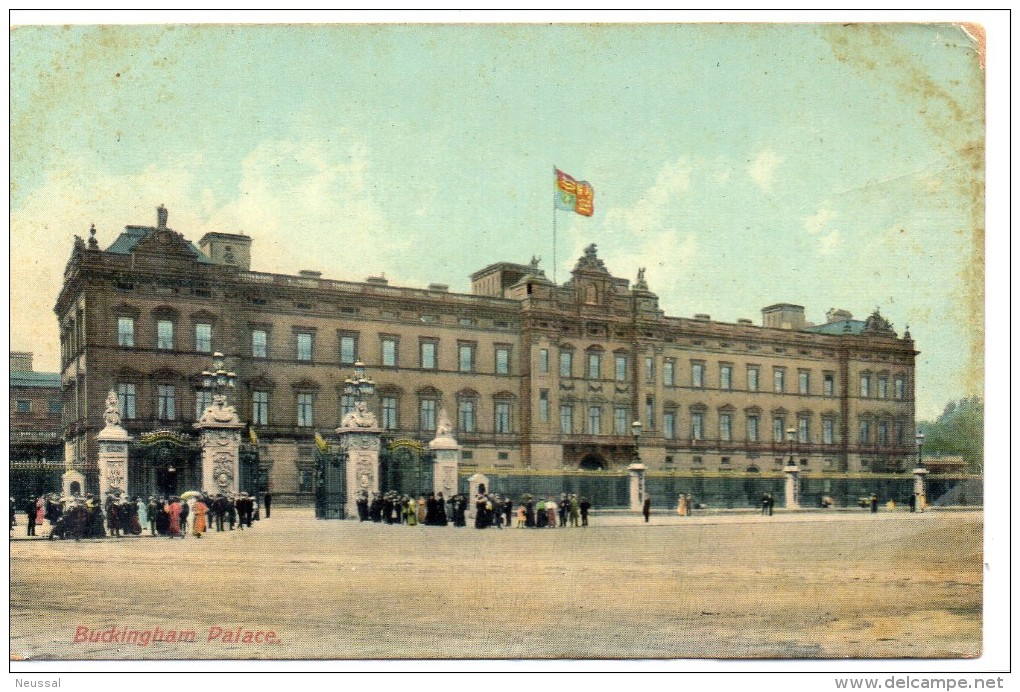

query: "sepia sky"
xmin=9 ymin=20 xmax=987 ymax=420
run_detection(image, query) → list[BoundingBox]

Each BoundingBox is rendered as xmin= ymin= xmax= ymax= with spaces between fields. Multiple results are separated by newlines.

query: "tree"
xmin=918 ymin=397 xmax=983 ymax=473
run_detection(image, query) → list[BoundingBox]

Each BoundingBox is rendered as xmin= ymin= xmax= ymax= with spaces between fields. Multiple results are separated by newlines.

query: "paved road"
xmin=10 ymin=508 xmax=982 ymax=660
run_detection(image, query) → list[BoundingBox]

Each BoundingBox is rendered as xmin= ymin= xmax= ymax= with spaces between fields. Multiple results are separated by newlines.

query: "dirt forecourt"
xmin=9 ymin=508 xmax=981 ymax=660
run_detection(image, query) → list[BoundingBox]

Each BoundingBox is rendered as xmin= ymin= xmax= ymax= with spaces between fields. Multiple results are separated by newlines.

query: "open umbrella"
xmin=180 ymin=490 xmax=203 ymax=501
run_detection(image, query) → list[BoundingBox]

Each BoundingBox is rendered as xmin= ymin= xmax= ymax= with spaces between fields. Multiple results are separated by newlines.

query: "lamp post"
xmin=200 ymin=352 xmax=237 ymax=401
xmin=784 ymin=426 xmax=799 ymax=509
xmin=628 ymin=420 xmax=646 ymax=512
xmin=342 ymin=361 xmax=376 ymax=406
xmin=913 ymin=431 xmax=928 ymax=512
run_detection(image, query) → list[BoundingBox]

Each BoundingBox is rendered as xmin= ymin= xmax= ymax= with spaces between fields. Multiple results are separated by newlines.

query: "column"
xmin=194 ymin=396 xmax=244 ymax=496
xmin=429 ymin=408 xmax=460 ymax=500
xmin=912 ymin=467 xmax=928 ymax=512
xmin=628 ymin=463 xmax=646 ymax=511
xmin=96 ymin=390 xmax=131 ymax=499
xmin=784 ymin=465 xmax=800 ymax=509
xmin=339 ymin=429 xmax=381 ymax=519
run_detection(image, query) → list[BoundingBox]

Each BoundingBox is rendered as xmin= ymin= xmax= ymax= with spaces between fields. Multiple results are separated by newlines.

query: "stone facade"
xmin=54 ymin=207 xmax=918 ymax=504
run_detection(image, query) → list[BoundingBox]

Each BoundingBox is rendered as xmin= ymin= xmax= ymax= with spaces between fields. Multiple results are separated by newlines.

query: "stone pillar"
xmin=61 ymin=469 xmax=85 ymax=498
xmin=784 ymin=464 xmax=800 ymax=509
xmin=339 ymin=429 xmax=381 ymax=519
xmin=913 ymin=467 xmax=928 ymax=512
xmin=465 ymin=472 xmax=489 ymax=524
xmin=194 ymin=396 xmax=244 ymax=496
xmin=628 ymin=463 xmax=647 ymax=511
xmin=97 ymin=390 xmax=131 ymax=499
xmin=429 ymin=408 xmax=460 ymax=500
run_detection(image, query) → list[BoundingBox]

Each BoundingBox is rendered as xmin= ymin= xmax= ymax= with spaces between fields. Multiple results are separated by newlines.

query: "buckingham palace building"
xmin=55 ymin=206 xmax=918 ymax=503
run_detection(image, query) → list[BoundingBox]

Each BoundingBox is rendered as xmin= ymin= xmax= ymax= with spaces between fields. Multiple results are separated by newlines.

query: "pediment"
xmin=132 ymin=228 xmax=201 ymax=261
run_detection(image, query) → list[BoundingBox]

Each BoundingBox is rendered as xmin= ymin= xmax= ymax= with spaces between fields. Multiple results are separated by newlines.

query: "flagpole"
xmin=552 ymin=165 xmax=557 ymax=285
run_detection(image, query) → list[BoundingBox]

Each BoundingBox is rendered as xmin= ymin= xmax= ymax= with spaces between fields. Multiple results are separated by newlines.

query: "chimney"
xmin=10 ymin=351 xmax=33 ymax=372
xmin=761 ymin=304 xmax=806 ymax=330
xmin=826 ymin=308 xmax=854 ymax=323
xmin=737 ymin=318 xmax=753 ymax=325
xmin=694 ymin=314 xmax=711 ymax=321
xmin=365 ymin=276 xmax=389 ymax=285
xmin=298 ymin=270 xmax=322 ymax=279
xmin=428 ymin=283 xmax=449 ymax=292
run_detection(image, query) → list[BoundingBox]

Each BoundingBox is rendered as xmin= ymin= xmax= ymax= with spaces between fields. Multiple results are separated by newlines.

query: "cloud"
xmin=747 ymin=149 xmax=782 ymax=191
xmin=802 ymin=205 xmax=843 ymax=255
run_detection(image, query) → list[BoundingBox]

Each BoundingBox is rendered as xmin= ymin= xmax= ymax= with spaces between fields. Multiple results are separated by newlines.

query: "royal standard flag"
xmin=555 ymin=168 xmax=594 ymax=217
xmin=249 ymin=426 xmax=259 ymax=445
xmin=314 ymin=431 xmax=329 ymax=452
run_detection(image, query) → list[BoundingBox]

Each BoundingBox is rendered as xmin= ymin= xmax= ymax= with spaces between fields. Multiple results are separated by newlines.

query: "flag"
xmin=554 ymin=168 xmax=594 ymax=217
xmin=248 ymin=426 xmax=259 ymax=445
xmin=314 ymin=431 xmax=329 ymax=452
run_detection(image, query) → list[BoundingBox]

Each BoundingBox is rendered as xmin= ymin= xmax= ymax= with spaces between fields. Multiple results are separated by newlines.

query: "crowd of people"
xmin=353 ymin=490 xmax=593 ymax=529
xmin=10 ymin=491 xmax=266 ymax=541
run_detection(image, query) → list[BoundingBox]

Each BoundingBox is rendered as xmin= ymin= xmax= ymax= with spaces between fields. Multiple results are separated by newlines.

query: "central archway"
xmin=579 ymin=454 xmax=607 ymax=471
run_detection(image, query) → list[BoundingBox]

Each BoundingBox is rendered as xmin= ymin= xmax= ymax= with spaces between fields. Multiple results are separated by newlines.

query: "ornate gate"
xmin=314 ymin=446 xmax=347 ymax=519
xmin=128 ymin=430 xmax=201 ymax=499
xmin=379 ymin=438 xmax=434 ymax=496
xmin=239 ymin=444 xmax=262 ymax=497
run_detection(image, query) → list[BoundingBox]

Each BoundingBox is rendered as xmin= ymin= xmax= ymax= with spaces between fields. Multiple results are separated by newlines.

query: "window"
xmin=896 ymin=422 xmax=905 ymax=445
xmin=747 ymin=366 xmax=760 ymax=392
xmin=195 ymin=389 xmax=213 ymax=419
xmin=459 ymin=342 xmax=475 ymax=372
xmin=382 ymin=337 xmax=398 ymax=367
xmin=420 ymin=399 xmax=437 ymax=431
xmin=420 ymin=340 xmax=437 ymax=370
xmin=798 ymin=417 xmax=810 ymax=443
xmin=645 ymin=396 xmax=654 ymax=429
xmin=458 ymin=399 xmax=476 ymax=433
xmin=645 ymin=356 xmax=655 ymax=384
xmin=877 ymin=376 xmax=888 ymax=399
xmin=298 ymin=470 xmax=313 ymax=493
xmin=459 ymin=317 xmax=474 ymax=326
xmin=720 ymin=365 xmax=733 ymax=390
xmin=494 ymin=402 xmax=512 ymax=433
xmin=157 ymin=320 xmax=174 ymax=350
xmin=859 ymin=419 xmax=871 ymax=444
xmin=587 ymin=351 xmax=601 ymax=379
xmin=157 ymin=385 xmax=176 ymax=420
xmin=560 ymin=405 xmax=574 ymax=434
xmin=297 ymin=393 xmax=314 ymax=427
xmin=538 ymin=390 xmax=549 ymax=423
xmin=773 ymin=368 xmax=785 ymax=393
xmin=381 ymin=396 xmax=398 ymax=430
xmin=747 ymin=415 xmax=760 ymax=442
xmin=297 ymin=333 xmax=313 ymax=361
xmin=663 ymin=410 xmax=676 ymax=439
xmin=691 ymin=362 xmax=704 ymax=388
xmin=16 ymin=400 xmax=30 ymax=413
xmin=720 ymin=413 xmax=733 ymax=441
xmin=691 ymin=412 xmax=704 ymax=440
xmin=663 ymin=359 xmax=675 ymax=386
xmin=587 ymin=406 xmax=602 ymax=434
xmin=48 ymin=399 xmax=62 ymax=415
xmin=253 ymin=391 xmax=269 ymax=425
xmin=195 ymin=323 xmax=212 ymax=353
xmin=117 ymin=383 xmax=136 ymax=419
xmin=615 ymin=354 xmax=628 ymax=381
xmin=495 ymin=345 xmax=511 ymax=375
xmin=340 ymin=394 xmax=355 ymax=419
xmin=823 ymin=418 xmax=835 ymax=445
xmin=117 ymin=317 xmax=135 ymax=347
xmin=823 ymin=373 xmax=835 ymax=396
xmin=339 ymin=333 xmax=358 ymax=365
xmin=799 ymin=370 xmax=810 ymax=395
xmin=252 ymin=330 xmax=268 ymax=358
xmin=559 ymin=350 xmax=573 ymax=378
xmin=614 ymin=407 xmax=629 ymax=435
xmin=860 ymin=374 xmax=871 ymax=398
xmin=894 ymin=376 xmax=905 ymax=399
xmin=539 ymin=348 xmax=549 ymax=374
xmin=773 ymin=417 xmax=786 ymax=443
xmin=878 ymin=421 xmax=889 ymax=445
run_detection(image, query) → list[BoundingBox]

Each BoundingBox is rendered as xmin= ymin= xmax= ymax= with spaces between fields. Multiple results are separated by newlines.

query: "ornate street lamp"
xmin=200 ymin=352 xmax=237 ymax=398
xmin=631 ymin=420 xmax=643 ymax=462
xmin=915 ymin=432 xmax=926 ymax=469
xmin=342 ymin=361 xmax=376 ymax=404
